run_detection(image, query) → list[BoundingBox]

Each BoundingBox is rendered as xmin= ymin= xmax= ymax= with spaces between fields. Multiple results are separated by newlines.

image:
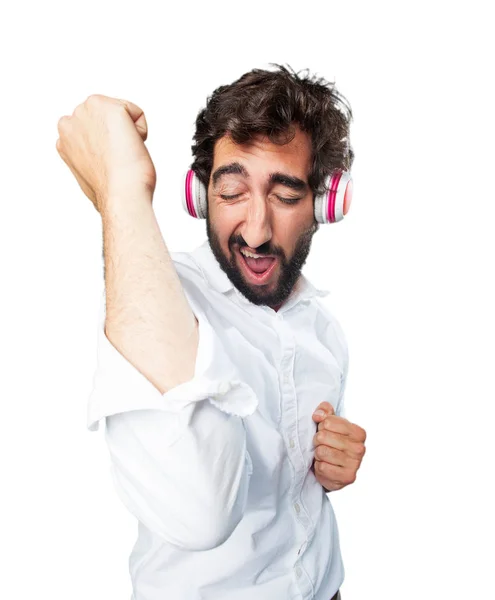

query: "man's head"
xmin=191 ymin=64 xmax=354 ymax=310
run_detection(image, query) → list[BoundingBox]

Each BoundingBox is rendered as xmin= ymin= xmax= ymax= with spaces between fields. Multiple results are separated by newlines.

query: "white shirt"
xmin=88 ymin=239 xmax=349 ymax=600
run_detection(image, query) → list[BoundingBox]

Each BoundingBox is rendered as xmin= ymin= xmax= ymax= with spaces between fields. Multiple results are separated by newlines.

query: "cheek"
xmin=283 ymin=198 xmax=314 ymax=229
xmin=276 ymin=211 xmax=312 ymax=247
xmin=212 ymin=214 xmax=239 ymax=253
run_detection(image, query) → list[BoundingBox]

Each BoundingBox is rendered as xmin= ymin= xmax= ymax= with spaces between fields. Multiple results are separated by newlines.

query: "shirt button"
xmin=289 ymin=438 xmax=295 ymax=449
xmin=295 ymin=566 xmax=302 ymax=578
xmin=294 ymin=502 xmax=300 ymax=514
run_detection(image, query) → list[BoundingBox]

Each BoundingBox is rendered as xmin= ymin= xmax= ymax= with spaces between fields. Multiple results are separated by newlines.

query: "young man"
xmin=56 ymin=64 xmax=366 ymax=600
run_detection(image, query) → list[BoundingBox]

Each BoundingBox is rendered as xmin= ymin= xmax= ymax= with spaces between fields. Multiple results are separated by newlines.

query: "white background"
xmin=1 ymin=1 xmax=494 ymax=599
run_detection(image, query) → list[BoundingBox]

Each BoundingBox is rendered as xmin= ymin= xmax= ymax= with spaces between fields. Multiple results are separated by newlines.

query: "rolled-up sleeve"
xmin=87 ymin=285 xmax=258 ymax=551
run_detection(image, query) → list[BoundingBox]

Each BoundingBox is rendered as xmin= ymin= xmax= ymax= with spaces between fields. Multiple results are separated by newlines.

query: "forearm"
xmin=100 ymin=189 xmax=199 ymax=395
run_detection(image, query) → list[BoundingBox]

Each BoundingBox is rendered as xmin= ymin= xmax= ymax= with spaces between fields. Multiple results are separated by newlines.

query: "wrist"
xmin=99 ymin=185 xmax=154 ymax=219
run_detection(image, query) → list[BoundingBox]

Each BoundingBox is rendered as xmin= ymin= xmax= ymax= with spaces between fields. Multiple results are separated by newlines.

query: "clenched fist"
xmin=311 ymin=401 xmax=366 ymax=492
xmin=55 ymin=94 xmax=157 ymax=213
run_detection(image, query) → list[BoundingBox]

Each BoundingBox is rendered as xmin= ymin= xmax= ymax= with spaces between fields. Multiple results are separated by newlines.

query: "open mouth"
xmin=238 ymin=249 xmax=278 ymax=284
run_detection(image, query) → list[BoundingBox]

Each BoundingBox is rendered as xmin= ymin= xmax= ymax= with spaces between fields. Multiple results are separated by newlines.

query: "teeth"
xmin=241 ymin=249 xmax=266 ymax=259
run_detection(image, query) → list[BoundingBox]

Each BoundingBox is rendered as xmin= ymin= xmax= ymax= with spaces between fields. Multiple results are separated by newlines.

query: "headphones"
xmin=182 ymin=168 xmax=353 ymax=224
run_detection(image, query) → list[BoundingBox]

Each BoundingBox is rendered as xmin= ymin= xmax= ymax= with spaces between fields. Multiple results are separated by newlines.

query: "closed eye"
xmin=277 ymin=195 xmax=302 ymax=205
xmin=220 ymin=194 xmax=301 ymax=204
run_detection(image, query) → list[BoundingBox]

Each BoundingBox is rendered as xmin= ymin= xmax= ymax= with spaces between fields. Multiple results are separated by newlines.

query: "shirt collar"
xmin=190 ymin=239 xmax=330 ymax=304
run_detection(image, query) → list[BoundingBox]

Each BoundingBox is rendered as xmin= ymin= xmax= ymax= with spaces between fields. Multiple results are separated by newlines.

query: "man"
xmin=56 ymin=64 xmax=366 ymax=600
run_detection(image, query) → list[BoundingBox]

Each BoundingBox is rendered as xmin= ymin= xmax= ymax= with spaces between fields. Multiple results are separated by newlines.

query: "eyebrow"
xmin=211 ymin=161 xmax=308 ymax=192
xmin=269 ymin=172 xmax=308 ymax=192
xmin=212 ymin=162 xmax=249 ymax=188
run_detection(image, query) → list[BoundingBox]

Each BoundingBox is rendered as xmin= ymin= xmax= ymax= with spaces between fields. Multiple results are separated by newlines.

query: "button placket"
xmin=293 ymin=561 xmax=314 ymax=599
xmin=280 ymin=335 xmax=296 ymax=450
xmin=277 ymin=316 xmax=314 ymax=577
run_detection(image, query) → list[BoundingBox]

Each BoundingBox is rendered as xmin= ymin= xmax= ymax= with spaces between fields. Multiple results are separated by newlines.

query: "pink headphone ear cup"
xmin=182 ymin=169 xmax=208 ymax=219
xmin=314 ymin=170 xmax=353 ymax=224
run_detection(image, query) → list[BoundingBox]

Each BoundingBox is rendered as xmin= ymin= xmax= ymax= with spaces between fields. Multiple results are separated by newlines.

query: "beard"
xmin=206 ymin=211 xmax=319 ymax=309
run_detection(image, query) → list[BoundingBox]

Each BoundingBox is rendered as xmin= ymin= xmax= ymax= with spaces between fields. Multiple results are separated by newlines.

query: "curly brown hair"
xmin=190 ymin=63 xmax=354 ymax=200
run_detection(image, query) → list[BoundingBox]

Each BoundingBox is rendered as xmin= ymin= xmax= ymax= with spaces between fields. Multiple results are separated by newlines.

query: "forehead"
xmin=213 ymin=126 xmax=312 ymax=175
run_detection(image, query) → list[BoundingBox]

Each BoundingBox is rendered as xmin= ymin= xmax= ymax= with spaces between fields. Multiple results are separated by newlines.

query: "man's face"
xmin=206 ymin=125 xmax=319 ymax=311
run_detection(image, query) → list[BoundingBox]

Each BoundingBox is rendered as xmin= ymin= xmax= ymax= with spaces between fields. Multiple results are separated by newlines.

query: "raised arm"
xmin=56 ymin=94 xmax=256 ymax=550
xmin=57 ymin=94 xmax=198 ymax=391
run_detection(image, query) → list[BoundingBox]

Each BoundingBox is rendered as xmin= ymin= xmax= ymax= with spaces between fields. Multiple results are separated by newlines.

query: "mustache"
xmin=229 ymin=237 xmax=281 ymax=257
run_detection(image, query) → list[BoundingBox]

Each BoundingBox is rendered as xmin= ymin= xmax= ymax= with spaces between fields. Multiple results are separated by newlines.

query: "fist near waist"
xmin=311 ymin=401 xmax=366 ymax=493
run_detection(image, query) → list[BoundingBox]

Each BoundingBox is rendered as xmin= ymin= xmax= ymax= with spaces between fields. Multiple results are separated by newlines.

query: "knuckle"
xmin=85 ymin=93 xmax=103 ymax=107
xmin=74 ymin=102 xmax=85 ymax=115
xmin=321 ymin=418 xmax=331 ymax=431
xmin=355 ymin=425 xmax=366 ymax=441
xmin=356 ymin=444 xmax=365 ymax=459
xmin=57 ymin=115 xmax=68 ymax=131
xmin=315 ymin=445 xmax=327 ymax=460
xmin=347 ymin=470 xmax=357 ymax=484
xmin=315 ymin=460 xmax=326 ymax=475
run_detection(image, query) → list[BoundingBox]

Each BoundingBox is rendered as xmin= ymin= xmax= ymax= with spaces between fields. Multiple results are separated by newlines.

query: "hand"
xmin=311 ymin=401 xmax=366 ymax=492
xmin=56 ymin=94 xmax=157 ymax=213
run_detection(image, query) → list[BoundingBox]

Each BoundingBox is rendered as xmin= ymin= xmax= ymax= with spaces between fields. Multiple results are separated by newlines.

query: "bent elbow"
xmin=166 ymin=451 xmax=252 ymax=551
xmin=104 ymin=394 xmax=255 ymax=552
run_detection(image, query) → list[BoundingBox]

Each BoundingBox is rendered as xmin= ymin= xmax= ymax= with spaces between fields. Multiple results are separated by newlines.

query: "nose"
xmin=240 ymin=195 xmax=273 ymax=250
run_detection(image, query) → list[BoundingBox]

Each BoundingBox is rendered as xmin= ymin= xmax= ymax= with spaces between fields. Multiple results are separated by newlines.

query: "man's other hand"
xmin=311 ymin=401 xmax=366 ymax=492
